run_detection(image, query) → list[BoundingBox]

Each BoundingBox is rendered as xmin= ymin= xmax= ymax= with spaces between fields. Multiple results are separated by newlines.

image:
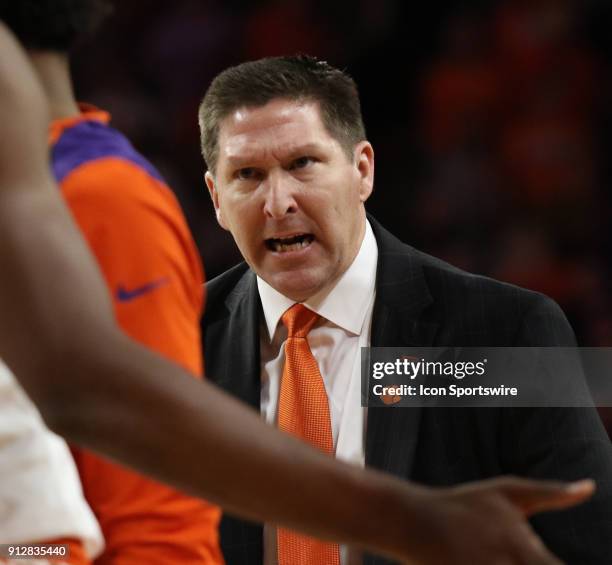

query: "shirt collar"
xmin=257 ymin=220 xmax=378 ymax=341
xmin=48 ymin=103 xmax=111 ymax=145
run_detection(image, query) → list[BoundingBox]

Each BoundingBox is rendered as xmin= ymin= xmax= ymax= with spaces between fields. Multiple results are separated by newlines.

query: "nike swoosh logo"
xmin=116 ymin=277 xmax=169 ymax=302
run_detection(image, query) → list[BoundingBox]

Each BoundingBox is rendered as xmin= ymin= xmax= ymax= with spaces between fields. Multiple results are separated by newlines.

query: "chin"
xmin=271 ymin=271 xmax=326 ymax=301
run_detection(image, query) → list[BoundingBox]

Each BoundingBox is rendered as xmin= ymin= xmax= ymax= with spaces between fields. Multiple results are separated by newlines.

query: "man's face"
xmin=206 ymin=98 xmax=374 ymax=302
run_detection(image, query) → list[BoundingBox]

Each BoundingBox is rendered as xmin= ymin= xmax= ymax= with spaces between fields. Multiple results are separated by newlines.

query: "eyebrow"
xmin=226 ymin=143 xmax=325 ymax=169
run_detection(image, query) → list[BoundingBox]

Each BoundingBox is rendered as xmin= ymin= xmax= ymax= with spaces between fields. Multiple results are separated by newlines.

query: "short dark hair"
xmin=198 ymin=55 xmax=367 ymax=173
xmin=0 ymin=0 xmax=112 ymax=52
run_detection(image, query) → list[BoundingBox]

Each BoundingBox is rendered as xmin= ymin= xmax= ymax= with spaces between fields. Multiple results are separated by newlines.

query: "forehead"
xmin=217 ymin=99 xmax=337 ymax=165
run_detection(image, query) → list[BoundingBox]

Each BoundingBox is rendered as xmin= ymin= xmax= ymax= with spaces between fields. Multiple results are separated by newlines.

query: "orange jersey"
xmin=50 ymin=106 xmax=223 ymax=565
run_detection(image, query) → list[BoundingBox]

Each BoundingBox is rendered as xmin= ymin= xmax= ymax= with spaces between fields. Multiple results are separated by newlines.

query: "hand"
xmin=398 ymin=477 xmax=594 ymax=565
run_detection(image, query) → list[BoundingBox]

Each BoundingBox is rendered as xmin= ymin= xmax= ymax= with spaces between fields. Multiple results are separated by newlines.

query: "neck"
xmin=29 ymin=50 xmax=80 ymax=121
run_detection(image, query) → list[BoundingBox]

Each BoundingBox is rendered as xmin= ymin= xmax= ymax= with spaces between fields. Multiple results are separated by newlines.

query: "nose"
xmin=262 ymin=171 xmax=297 ymax=219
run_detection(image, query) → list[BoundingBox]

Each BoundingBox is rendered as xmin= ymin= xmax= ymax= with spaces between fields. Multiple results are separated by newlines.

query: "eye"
xmin=290 ymin=156 xmax=316 ymax=170
xmin=235 ymin=167 xmax=259 ymax=180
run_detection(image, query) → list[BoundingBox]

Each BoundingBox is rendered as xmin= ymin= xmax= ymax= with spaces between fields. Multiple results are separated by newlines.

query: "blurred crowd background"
xmin=71 ymin=0 xmax=612 ymax=433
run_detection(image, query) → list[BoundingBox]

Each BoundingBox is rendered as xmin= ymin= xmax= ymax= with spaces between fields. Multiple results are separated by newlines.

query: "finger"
xmin=522 ymin=539 xmax=563 ymax=565
xmin=499 ymin=478 xmax=595 ymax=516
xmin=512 ymin=523 xmax=564 ymax=565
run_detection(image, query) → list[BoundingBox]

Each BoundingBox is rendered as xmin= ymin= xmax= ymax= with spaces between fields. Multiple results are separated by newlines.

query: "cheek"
xmin=221 ymin=194 xmax=253 ymax=227
xmin=225 ymin=201 xmax=263 ymax=251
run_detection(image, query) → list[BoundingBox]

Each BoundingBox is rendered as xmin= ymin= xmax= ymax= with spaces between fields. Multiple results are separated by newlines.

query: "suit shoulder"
xmin=410 ymin=248 xmax=573 ymax=345
xmin=372 ymin=216 xmax=554 ymax=310
xmin=415 ymin=247 xmax=550 ymax=306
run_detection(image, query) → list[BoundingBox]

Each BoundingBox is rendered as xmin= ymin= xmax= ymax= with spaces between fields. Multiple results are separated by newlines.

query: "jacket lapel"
xmin=206 ymin=269 xmax=261 ymax=410
xmin=204 ymin=269 xmax=264 ymax=565
xmin=365 ymin=217 xmax=438 ymax=480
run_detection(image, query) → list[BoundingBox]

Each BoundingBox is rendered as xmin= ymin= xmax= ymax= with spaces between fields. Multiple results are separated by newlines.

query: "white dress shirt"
xmin=258 ymin=220 xmax=378 ymax=565
xmin=0 ymin=359 xmax=104 ymax=557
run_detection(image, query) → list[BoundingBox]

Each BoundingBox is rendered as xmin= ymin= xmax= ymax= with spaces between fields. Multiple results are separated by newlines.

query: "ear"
xmin=353 ymin=141 xmax=374 ymax=202
xmin=205 ymin=171 xmax=229 ymax=230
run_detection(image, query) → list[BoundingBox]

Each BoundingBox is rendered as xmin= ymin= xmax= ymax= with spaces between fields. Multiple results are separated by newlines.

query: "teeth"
xmin=267 ymin=234 xmax=313 ymax=252
xmin=274 ymin=239 xmax=310 ymax=252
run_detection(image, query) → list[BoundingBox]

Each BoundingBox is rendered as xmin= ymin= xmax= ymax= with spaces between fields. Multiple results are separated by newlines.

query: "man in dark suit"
xmin=199 ymin=55 xmax=612 ymax=564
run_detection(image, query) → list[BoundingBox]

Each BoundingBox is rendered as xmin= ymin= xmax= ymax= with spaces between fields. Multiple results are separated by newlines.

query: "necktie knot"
xmin=281 ymin=303 xmax=319 ymax=338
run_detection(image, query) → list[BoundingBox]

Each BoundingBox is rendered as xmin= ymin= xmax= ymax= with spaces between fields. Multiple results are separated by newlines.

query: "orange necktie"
xmin=277 ymin=304 xmax=340 ymax=565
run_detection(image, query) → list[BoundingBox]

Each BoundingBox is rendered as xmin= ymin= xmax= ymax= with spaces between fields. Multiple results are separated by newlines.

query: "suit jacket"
xmin=202 ymin=217 xmax=612 ymax=565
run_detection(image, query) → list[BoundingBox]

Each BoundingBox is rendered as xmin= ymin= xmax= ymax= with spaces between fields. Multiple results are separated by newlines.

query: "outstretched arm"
xmin=0 ymin=22 xmax=592 ymax=565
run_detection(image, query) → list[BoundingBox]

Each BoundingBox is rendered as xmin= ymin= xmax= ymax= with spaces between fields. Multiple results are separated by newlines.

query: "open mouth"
xmin=265 ymin=233 xmax=314 ymax=253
